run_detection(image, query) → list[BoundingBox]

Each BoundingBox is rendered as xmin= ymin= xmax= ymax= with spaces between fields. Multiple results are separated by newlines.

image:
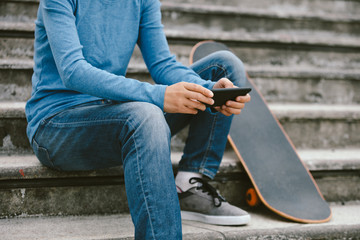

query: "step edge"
xmin=1 ymin=21 xmax=360 ymax=49
xmin=2 ymin=60 xmax=360 ymax=82
xmin=126 ymin=64 xmax=360 ymax=81
xmin=161 ymin=2 xmax=360 ymax=22
xmin=268 ymin=103 xmax=360 ymax=120
xmin=164 ymin=29 xmax=360 ymax=49
xmin=1 ymin=204 xmax=360 ymax=240
xmin=1 ymin=148 xmax=359 ymax=180
xmin=2 ymin=2 xmax=359 ymax=22
xmin=2 ymin=101 xmax=360 ymax=119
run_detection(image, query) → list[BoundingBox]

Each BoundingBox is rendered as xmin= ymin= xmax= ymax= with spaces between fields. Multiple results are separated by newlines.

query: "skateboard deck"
xmin=189 ymin=41 xmax=332 ymax=223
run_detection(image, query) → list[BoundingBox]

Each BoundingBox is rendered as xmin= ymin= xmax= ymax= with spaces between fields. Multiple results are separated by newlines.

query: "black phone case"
xmin=210 ymin=88 xmax=252 ymax=107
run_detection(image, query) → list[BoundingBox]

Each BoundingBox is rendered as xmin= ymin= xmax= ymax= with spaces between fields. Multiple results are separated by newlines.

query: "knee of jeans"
xmin=128 ymin=102 xmax=171 ymax=141
xmin=212 ymin=50 xmax=247 ymax=87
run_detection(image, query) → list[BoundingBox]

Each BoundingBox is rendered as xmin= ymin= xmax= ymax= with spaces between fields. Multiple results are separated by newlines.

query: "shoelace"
xmin=189 ymin=177 xmax=226 ymax=207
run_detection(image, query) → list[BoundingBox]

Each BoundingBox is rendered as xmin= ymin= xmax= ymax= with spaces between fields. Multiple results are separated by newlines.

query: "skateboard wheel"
xmin=246 ymin=188 xmax=260 ymax=207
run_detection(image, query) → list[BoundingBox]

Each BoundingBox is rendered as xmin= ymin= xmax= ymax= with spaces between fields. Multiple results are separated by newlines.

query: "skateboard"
xmin=189 ymin=40 xmax=332 ymax=223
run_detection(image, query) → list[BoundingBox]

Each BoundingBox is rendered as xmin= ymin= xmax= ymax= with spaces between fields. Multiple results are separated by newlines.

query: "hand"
xmin=213 ymin=78 xmax=251 ymax=116
xmin=164 ymin=82 xmax=214 ymax=114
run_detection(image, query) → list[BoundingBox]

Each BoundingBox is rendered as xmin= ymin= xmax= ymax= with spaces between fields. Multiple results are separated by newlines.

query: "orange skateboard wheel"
xmin=246 ymin=188 xmax=260 ymax=207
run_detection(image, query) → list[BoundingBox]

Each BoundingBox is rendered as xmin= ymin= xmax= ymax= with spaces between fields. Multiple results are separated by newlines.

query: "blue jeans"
xmin=31 ymin=50 xmax=246 ymax=239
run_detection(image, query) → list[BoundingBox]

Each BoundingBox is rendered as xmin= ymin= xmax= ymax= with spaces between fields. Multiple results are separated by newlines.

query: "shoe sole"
xmin=181 ymin=210 xmax=251 ymax=226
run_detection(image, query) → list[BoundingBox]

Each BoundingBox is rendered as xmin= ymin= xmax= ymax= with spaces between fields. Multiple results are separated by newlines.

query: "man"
xmin=26 ymin=0 xmax=251 ymax=239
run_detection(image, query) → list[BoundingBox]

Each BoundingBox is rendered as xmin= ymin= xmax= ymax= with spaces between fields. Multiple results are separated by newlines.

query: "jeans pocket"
xmin=32 ymin=139 xmax=57 ymax=170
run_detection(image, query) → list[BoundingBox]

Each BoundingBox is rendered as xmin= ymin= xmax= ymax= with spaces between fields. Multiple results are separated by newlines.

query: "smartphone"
xmin=210 ymin=87 xmax=252 ymax=107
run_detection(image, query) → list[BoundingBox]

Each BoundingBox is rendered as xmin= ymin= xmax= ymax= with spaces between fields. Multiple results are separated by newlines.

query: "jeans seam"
xmin=199 ymin=113 xmax=218 ymax=178
xmin=198 ymin=65 xmax=229 ymax=178
xmin=32 ymin=138 xmax=57 ymax=169
xmin=197 ymin=63 xmax=228 ymax=81
xmin=46 ymin=118 xmax=128 ymax=127
xmin=128 ymin=120 xmax=156 ymax=239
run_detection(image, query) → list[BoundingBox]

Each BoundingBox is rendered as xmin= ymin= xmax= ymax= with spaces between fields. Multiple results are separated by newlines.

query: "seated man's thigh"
xmin=32 ymin=101 xmax=168 ymax=171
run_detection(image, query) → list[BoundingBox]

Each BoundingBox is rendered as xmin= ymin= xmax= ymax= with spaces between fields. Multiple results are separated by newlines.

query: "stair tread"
xmin=2 ymin=1 xmax=360 ymax=22
xmin=164 ymin=28 xmax=360 ymax=49
xmin=2 ymin=101 xmax=360 ymax=119
xmin=268 ymin=103 xmax=360 ymax=119
xmin=1 ymin=148 xmax=359 ymax=181
xmin=161 ymin=1 xmax=360 ymax=22
xmin=126 ymin=62 xmax=360 ymax=80
xmin=0 ymin=202 xmax=359 ymax=240
xmin=0 ymin=0 xmax=359 ymax=224
xmin=2 ymin=58 xmax=360 ymax=81
xmin=0 ymin=21 xmax=34 ymax=31
xmin=1 ymin=20 xmax=360 ymax=49
xmin=0 ymin=58 xmax=33 ymax=68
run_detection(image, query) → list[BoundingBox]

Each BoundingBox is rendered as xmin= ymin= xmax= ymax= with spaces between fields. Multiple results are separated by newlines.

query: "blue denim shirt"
xmin=25 ymin=0 xmax=215 ymax=142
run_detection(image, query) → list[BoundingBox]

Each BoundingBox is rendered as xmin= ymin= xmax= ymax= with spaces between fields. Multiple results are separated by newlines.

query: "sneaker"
xmin=178 ymin=177 xmax=251 ymax=225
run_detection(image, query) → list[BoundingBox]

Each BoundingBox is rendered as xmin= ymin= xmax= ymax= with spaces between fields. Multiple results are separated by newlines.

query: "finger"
xmin=184 ymin=83 xmax=213 ymax=98
xmin=225 ymin=100 xmax=245 ymax=109
xmin=214 ymin=106 xmax=237 ymax=116
xmin=180 ymin=105 xmax=199 ymax=114
xmin=186 ymin=108 xmax=199 ymax=114
xmin=221 ymin=105 xmax=242 ymax=115
xmin=214 ymin=106 xmax=221 ymax=112
xmin=219 ymin=78 xmax=234 ymax=89
xmin=186 ymin=91 xmax=214 ymax=106
xmin=185 ymin=99 xmax=207 ymax=111
xmin=218 ymin=107 xmax=233 ymax=116
xmin=235 ymin=94 xmax=251 ymax=103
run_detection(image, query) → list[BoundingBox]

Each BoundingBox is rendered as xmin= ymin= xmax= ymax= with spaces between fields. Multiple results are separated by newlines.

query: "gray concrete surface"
xmin=1 ymin=0 xmax=359 ymax=237
xmin=2 ymin=102 xmax=360 ymax=154
xmin=1 ymin=151 xmax=359 ymax=217
xmin=0 ymin=202 xmax=359 ymax=240
xmin=164 ymin=0 xmax=360 ymax=17
xmin=2 ymin=149 xmax=360 ymax=180
xmin=2 ymin=60 xmax=360 ymax=104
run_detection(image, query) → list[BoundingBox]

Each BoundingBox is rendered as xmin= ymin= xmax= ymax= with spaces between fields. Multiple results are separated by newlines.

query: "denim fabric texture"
xmin=26 ymin=0 xmax=215 ymax=142
xmin=31 ymin=51 xmax=246 ymax=239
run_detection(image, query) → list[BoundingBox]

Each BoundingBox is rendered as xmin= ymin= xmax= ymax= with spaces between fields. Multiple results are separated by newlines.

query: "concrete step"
xmin=2 ymin=0 xmax=360 ymax=21
xmin=161 ymin=2 xmax=360 ymax=37
xmin=164 ymin=0 xmax=360 ymax=18
xmin=0 ymin=58 xmax=33 ymax=102
xmin=1 ymin=24 xmax=359 ymax=106
xmin=0 ymin=102 xmax=29 ymax=154
xmin=269 ymin=104 xmax=360 ymax=149
xmin=0 ymin=22 xmax=34 ymax=59
xmin=2 ymin=58 xmax=360 ymax=104
xmin=246 ymin=66 xmax=360 ymax=105
xmin=163 ymin=33 xmax=360 ymax=71
xmin=1 ymin=102 xmax=360 ymax=154
xmin=2 ymin=21 xmax=360 ymax=68
xmin=127 ymin=63 xmax=360 ymax=105
xmin=0 ymin=0 xmax=38 ymax=23
xmin=2 ymin=0 xmax=360 ymax=35
xmin=1 ymin=202 xmax=360 ymax=240
xmin=0 ymin=148 xmax=359 ymax=218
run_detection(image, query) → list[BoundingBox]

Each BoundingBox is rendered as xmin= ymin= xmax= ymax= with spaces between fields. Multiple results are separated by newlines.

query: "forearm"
xmin=138 ymin=0 xmax=215 ymax=89
xmin=65 ymin=60 xmax=166 ymax=108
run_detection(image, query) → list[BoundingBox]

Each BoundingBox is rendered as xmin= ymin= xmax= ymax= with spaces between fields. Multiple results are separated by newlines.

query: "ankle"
xmin=175 ymin=171 xmax=202 ymax=193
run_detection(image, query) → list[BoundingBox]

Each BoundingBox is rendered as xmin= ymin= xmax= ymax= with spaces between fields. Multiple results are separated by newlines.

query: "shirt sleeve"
xmin=137 ymin=0 xmax=216 ymax=90
xmin=41 ymin=0 xmax=167 ymax=109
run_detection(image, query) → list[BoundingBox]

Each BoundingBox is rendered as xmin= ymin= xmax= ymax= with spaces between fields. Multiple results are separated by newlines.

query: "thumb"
xmin=220 ymin=78 xmax=234 ymax=88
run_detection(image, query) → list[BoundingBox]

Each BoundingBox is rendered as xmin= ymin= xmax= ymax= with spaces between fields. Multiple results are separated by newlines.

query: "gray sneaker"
xmin=178 ymin=177 xmax=251 ymax=225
